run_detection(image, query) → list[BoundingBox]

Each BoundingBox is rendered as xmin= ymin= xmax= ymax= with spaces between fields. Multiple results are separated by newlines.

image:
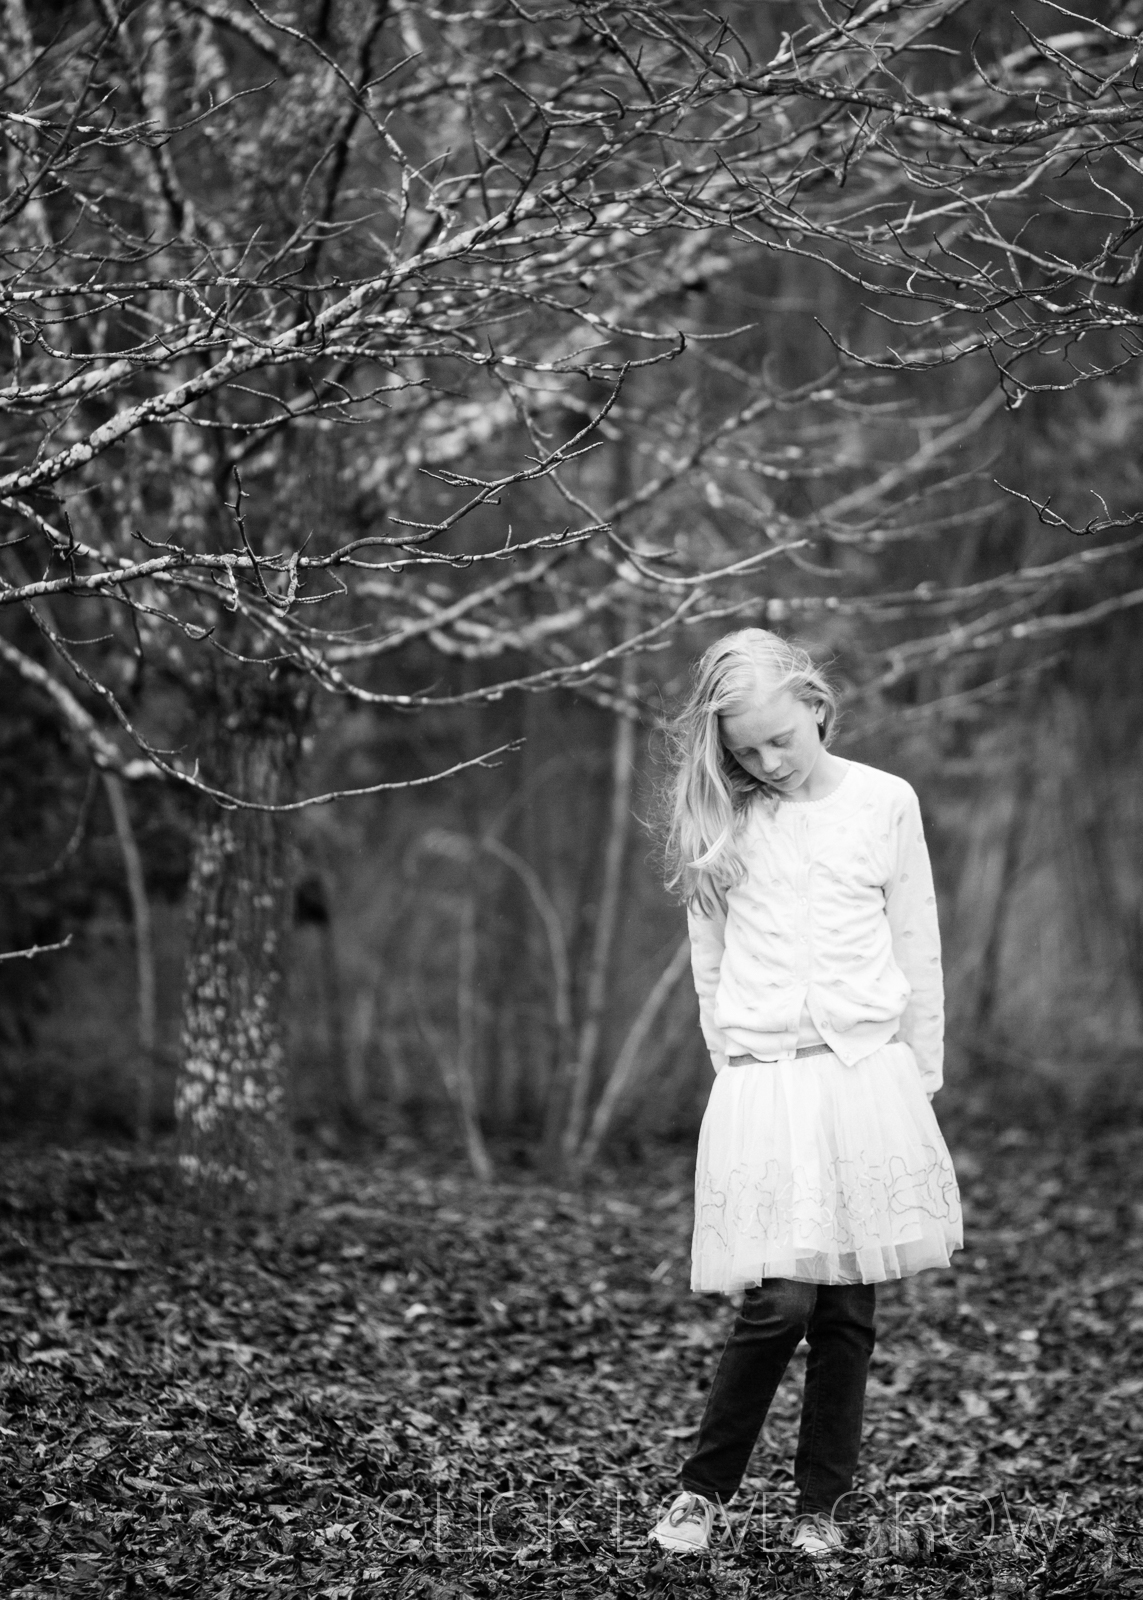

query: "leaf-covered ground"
xmin=1 ymin=1118 xmax=1142 ymax=1599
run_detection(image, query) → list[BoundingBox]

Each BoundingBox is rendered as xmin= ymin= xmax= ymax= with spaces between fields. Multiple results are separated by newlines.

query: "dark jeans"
xmin=680 ymin=1278 xmax=876 ymax=1519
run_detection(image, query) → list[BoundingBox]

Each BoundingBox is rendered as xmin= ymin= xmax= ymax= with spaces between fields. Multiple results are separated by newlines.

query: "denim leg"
xmin=680 ymin=1279 xmax=816 ymax=1503
xmin=794 ymin=1283 xmax=876 ymax=1520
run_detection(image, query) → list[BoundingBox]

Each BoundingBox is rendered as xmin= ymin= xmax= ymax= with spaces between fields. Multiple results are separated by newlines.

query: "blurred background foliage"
xmin=2 ymin=0 xmax=1143 ymax=1171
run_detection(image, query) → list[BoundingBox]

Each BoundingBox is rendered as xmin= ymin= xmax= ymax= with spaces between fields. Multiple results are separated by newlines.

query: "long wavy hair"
xmin=662 ymin=629 xmax=840 ymax=915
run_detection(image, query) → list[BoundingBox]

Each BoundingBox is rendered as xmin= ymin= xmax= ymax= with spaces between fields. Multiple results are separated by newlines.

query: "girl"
xmin=649 ymin=629 xmax=962 ymax=1558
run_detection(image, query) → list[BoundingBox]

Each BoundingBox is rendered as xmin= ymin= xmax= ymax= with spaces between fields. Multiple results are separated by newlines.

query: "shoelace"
xmin=795 ymin=1515 xmax=841 ymax=1548
xmin=669 ymin=1497 xmax=709 ymax=1528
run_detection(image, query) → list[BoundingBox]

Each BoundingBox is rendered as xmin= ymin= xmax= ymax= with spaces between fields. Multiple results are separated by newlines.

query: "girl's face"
xmin=719 ymin=682 xmax=825 ymax=796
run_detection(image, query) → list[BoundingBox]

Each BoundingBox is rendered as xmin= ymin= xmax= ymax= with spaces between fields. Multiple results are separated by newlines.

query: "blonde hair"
xmin=662 ymin=628 xmax=839 ymax=915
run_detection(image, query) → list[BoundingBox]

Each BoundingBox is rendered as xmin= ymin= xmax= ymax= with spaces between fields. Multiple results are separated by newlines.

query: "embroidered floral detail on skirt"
xmin=691 ymin=1040 xmax=962 ymax=1291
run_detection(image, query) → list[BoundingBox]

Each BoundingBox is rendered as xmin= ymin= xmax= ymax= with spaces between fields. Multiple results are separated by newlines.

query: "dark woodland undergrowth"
xmin=1 ymin=1117 xmax=1142 ymax=1599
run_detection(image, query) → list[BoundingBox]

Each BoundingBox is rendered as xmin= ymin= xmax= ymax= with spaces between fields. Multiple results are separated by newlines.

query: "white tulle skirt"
xmin=691 ymin=1040 xmax=963 ymax=1292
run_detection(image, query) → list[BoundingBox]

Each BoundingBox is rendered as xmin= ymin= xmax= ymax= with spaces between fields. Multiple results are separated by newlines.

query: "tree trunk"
xmin=454 ymin=890 xmax=494 ymax=1181
xmin=559 ymin=697 xmax=637 ymax=1164
xmin=575 ymin=933 xmax=691 ymax=1171
xmin=346 ymin=984 xmax=375 ymax=1116
xmin=409 ymin=892 xmax=494 ymax=1182
xmin=102 ymin=774 xmax=157 ymax=1144
xmin=1067 ymin=693 xmax=1143 ymax=1020
xmin=174 ymin=674 xmax=306 ymax=1213
xmin=558 ymin=437 xmax=637 ymax=1165
xmin=318 ymin=895 xmax=352 ymax=1127
xmin=482 ymin=836 xmax=573 ymax=1081
xmin=974 ymin=715 xmax=1038 ymax=1036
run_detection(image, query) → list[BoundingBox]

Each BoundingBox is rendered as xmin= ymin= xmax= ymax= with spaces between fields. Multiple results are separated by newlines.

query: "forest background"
xmin=2 ymin=0 xmax=1142 ymax=1185
xmin=3 ymin=4 xmax=1143 ymax=1595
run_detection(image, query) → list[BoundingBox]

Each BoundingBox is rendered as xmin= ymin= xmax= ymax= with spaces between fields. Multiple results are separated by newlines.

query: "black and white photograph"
xmin=1 ymin=1 xmax=1141 ymax=1594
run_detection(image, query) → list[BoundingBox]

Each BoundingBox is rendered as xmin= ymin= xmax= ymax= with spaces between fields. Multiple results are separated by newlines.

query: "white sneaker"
xmin=791 ymin=1513 xmax=845 ymax=1556
xmin=648 ymin=1490 xmax=716 ymax=1553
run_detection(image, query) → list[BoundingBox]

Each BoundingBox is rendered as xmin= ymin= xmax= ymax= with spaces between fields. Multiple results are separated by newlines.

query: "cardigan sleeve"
xmin=885 ymin=786 xmax=945 ymax=1093
xmin=687 ymin=900 xmax=730 ymax=1073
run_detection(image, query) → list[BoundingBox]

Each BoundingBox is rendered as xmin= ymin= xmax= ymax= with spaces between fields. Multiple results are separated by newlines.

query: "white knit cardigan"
xmin=687 ymin=761 xmax=945 ymax=1092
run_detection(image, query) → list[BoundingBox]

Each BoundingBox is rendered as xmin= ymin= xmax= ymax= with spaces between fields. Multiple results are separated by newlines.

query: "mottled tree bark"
xmin=175 ymin=673 xmax=307 ymax=1213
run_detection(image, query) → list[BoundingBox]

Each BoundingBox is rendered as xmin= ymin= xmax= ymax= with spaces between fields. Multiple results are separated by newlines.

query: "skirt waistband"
xmin=727 ymin=1033 xmax=899 ymax=1066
